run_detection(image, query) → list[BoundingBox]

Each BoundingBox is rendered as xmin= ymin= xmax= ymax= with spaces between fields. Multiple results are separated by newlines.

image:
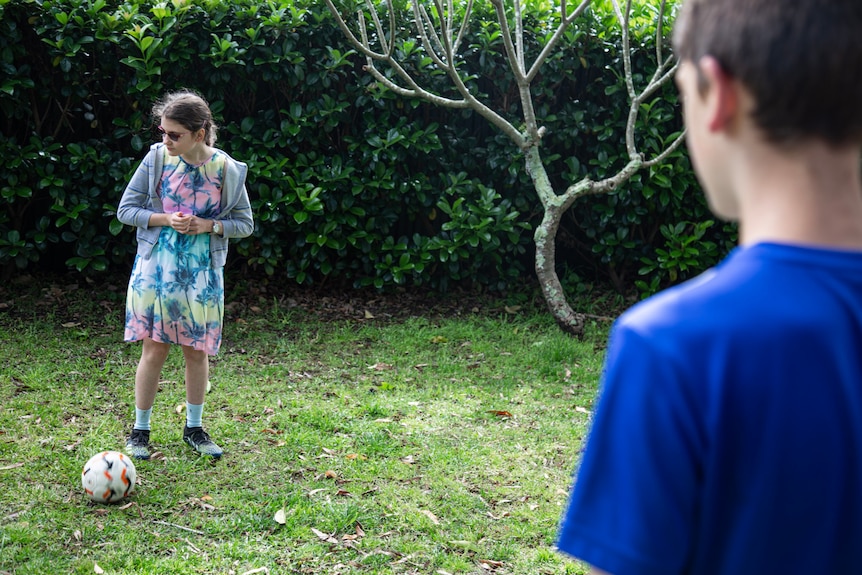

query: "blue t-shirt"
xmin=558 ymin=243 xmax=862 ymax=574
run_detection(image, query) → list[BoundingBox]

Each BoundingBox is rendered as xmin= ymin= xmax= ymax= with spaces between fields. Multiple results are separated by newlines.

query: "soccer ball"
xmin=81 ymin=451 xmax=137 ymax=504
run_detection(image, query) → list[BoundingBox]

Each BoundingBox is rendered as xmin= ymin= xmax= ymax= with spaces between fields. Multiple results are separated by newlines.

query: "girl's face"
xmin=159 ymin=117 xmax=204 ymax=157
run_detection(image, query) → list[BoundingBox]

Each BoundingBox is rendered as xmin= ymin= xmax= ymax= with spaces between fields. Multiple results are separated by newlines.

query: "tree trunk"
xmin=534 ymin=205 xmax=586 ymax=337
xmin=525 ymin=145 xmax=588 ymax=337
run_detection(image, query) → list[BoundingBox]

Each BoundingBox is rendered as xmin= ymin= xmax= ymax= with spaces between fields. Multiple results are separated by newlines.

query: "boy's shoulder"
xmin=619 ymin=243 xmax=862 ymax=342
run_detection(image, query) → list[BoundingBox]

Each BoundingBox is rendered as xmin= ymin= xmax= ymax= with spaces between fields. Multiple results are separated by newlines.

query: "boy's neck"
xmin=736 ymin=141 xmax=862 ymax=250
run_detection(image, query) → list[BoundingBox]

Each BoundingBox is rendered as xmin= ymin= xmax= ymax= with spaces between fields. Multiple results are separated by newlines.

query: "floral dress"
xmin=124 ymin=151 xmax=226 ymax=355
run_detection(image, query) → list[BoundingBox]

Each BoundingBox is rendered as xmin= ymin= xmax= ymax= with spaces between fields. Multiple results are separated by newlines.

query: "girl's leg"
xmin=182 ymin=345 xmax=208 ymax=406
xmin=136 ymin=337 xmax=171 ymax=410
xmin=181 ymin=345 xmax=222 ymax=457
xmin=127 ymin=338 xmax=170 ymax=459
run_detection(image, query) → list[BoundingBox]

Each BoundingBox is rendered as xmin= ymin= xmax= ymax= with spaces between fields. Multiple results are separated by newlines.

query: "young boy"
xmin=557 ymin=0 xmax=862 ymax=573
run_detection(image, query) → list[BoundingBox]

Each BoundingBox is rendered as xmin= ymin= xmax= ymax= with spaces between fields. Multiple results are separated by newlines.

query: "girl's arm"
xmin=220 ymin=182 xmax=254 ymax=239
xmin=117 ymin=149 xmax=160 ymax=229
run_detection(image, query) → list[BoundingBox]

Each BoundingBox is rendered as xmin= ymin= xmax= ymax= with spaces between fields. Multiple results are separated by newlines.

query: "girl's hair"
xmin=152 ymin=89 xmax=218 ymax=146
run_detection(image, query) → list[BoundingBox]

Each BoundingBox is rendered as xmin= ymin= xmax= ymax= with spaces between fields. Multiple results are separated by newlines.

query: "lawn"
xmin=0 ymin=273 xmax=612 ymax=575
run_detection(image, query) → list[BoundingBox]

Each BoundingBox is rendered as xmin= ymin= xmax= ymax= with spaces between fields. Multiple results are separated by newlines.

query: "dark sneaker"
xmin=183 ymin=425 xmax=223 ymax=458
xmin=126 ymin=428 xmax=151 ymax=460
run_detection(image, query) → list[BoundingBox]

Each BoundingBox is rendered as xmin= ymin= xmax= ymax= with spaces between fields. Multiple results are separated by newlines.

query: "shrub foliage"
xmin=0 ymin=0 xmax=734 ymax=294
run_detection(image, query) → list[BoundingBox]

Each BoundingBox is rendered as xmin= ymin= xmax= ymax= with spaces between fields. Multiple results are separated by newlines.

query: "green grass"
xmin=0 ymin=275 xmax=611 ymax=574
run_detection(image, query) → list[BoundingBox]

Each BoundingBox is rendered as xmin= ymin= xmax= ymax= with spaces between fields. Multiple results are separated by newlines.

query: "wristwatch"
xmin=212 ymin=221 xmax=222 ymax=235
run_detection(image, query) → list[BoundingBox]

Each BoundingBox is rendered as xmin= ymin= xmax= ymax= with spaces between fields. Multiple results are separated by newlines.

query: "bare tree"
xmin=323 ymin=0 xmax=684 ymax=336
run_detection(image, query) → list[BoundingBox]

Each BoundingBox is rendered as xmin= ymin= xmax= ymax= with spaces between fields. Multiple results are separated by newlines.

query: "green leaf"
xmin=109 ymin=218 xmax=124 ymax=236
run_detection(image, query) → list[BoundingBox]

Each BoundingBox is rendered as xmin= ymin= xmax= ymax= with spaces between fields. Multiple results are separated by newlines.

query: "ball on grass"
xmin=81 ymin=451 xmax=136 ymax=504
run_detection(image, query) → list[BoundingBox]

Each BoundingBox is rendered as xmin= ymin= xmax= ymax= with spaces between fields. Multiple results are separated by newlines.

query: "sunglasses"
xmin=157 ymin=125 xmax=190 ymax=142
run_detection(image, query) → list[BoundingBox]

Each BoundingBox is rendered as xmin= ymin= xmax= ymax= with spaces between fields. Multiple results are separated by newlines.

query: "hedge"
xmin=0 ymin=0 xmax=735 ymax=295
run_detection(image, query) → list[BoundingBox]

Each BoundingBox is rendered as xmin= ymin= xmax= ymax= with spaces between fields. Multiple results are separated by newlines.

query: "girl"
xmin=117 ymin=90 xmax=253 ymax=459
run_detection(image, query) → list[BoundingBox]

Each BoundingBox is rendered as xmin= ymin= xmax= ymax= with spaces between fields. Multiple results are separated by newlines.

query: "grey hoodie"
xmin=117 ymin=143 xmax=254 ymax=268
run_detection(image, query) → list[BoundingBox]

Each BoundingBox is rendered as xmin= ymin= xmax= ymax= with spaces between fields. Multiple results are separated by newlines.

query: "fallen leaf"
xmin=368 ymin=362 xmax=393 ymax=371
xmin=149 ymin=451 xmax=166 ymax=461
xmin=73 ymin=530 xmax=82 ymax=542
xmin=401 ymin=455 xmax=416 ymax=465
xmin=430 ymin=335 xmax=448 ymax=344
xmin=240 ymin=568 xmax=270 ymax=575
xmin=324 ymin=470 xmax=338 ymax=479
xmin=345 ymin=453 xmax=366 ymax=460
xmin=175 ymin=403 xmax=185 ymax=414
xmin=201 ymin=495 xmax=213 ymax=502
xmin=487 ymin=410 xmax=513 ymax=418
xmin=575 ymin=406 xmax=592 ymax=415
xmin=311 ymin=527 xmax=339 ymax=544
xmin=94 ymin=563 xmax=104 ymax=574
xmin=504 ymin=305 xmax=521 ymax=314
xmin=364 ymin=310 xmax=375 ymax=319
xmin=62 ymin=322 xmax=81 ymax=328
xmin=0 ymin=463 xmax=24 ymax=471
xmin=420 ymin=509 xmax=439 ymax=524
xmin=274 ymin=508 xmax=286 ymax=525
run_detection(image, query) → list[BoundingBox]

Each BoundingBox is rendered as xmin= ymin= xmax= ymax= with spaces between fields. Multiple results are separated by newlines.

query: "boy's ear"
xmin=698 ymin=56 xmax=739 ymax=133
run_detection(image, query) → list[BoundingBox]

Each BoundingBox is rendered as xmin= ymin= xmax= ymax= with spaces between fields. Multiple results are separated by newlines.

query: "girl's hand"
xmin=169 ymin=212 xmax=191 ymax=234
xmin=170 ymin=212 xmax=210 ymax=235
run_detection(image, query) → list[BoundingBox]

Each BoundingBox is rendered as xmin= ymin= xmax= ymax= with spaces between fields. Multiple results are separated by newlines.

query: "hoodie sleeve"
xmin=117 ymin=148 xmax=159 ymax=229
xmin=219 ymin=158 xmax=254 ymax=239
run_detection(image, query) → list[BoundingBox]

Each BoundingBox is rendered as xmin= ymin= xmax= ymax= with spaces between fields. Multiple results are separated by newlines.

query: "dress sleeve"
xmin=557 ymin=322 xmax=706 ymax=575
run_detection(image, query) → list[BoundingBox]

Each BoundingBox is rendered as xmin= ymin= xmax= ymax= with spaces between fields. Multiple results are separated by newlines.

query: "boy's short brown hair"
xmin=673 ymin=0 xmax=862 ymax=146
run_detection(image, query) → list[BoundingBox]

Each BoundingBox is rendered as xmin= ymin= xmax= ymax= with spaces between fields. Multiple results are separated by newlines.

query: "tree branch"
xmin=642 ymin=130 xmax=686 ymax=168
xmin=526 ymin=0 xmax=590 ymax=83
xmin=323 ymin=0 xmax=387 ymax=60
xmin=452 ymin=0 xmax=474 ymax=55
xmin=489 ymin=0 xmax=526 ymax=84
xmin=414 ymin=1 xmax=449 ymax=68
xmin=615 ymin=0 xmax=679 ymax=165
